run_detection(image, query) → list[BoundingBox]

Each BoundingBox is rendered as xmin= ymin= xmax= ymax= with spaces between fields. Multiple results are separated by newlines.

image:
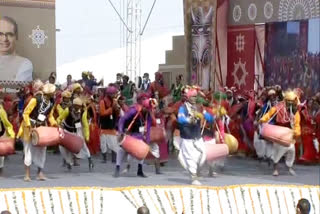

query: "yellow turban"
xmin=73 ymin=97 xmax=83 ymax=106
xmin=42 ymin=83 xmax=56 ymax=94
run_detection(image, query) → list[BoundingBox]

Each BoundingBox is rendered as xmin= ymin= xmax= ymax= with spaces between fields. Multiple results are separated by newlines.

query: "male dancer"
xmin=99 ymin=86 xmax=121 ymax=163
xmin=114 ymin=93 xmax=152 ymax=178
xmin=59 ymin=97 xmax=94 ymax=171
xmin=18 ymin=83 xmax=57 ymax=181
xmin=0 ymin=103 xmax=16 ymax=174
xmin=260 ymin=90 xmax=301 ymax=176
xmin=177 ymin=87 xmax=212 ymax=185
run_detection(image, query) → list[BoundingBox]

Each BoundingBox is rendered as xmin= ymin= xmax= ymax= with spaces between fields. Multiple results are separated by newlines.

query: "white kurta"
xmin=178 ymin=138 xmax=206 ymax=176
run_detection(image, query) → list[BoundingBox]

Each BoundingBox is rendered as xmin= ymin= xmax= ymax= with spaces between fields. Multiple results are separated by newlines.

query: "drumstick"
xmin=201 ymin=120 xmax=206 ymax=135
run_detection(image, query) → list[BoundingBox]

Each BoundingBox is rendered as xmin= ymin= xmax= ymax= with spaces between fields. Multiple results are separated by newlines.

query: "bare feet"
xmin=37 ymin=172 xmax=47 ymax=181
xmin=272 ymin=169 xmax=279 ymax=176
xmin=24 ymin=176 xmax=31 ymax=182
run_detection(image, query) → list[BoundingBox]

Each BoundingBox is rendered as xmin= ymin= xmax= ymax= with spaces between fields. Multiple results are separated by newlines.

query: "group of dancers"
xmin=0 ymin=71 xmax=319 ymax=185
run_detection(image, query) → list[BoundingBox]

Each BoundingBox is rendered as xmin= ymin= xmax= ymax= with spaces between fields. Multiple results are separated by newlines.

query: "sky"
xmin=56 ymin=0 xmax=184 ymax=84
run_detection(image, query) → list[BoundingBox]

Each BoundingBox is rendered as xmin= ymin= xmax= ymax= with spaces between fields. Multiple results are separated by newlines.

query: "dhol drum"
xmin=260 ymin=123 xmax=294 ymax=147
xmin=205 ymin=143 xmax=229 ymax=161
xmin=60 ymin=130 xmax=84 ymax=154
xmin=0 ymin=138 xmax=15 ymax=156
xmin=215 ymin=133 xmax=239 ymax=154
xmin=31 ymin=126 xmax=62 ymax=147
xmin=121 ymin=135 xmax=150 ymax=160
xmin=150 ymin=127 xmax=166 ymax=144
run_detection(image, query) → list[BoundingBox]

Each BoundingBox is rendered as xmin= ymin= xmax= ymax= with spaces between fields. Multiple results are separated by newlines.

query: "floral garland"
xmin=290 ymin=188 xmax=296 ymax=210
xmin=225 ymin=189 xmax=233 ymax=214
xmin=99 ymin=189 xmax=104 ymax=214
xmin=120 ymin=190 xmax=137 ymax=209
xmin=67 ymin=190 xmax=74 ymax=214
xmin=48 ymin=190 xmax=55 ymax=214
xmin=58 ymin=191 xmax=65 ymax=214
xmin=190 ymin=189 xmax=194 ymax=214
xmin=266 ymin=189 xmax=273 ymax=214
xmin=282 ymin=190 xmax=290 ymax=214
xmin=180 ymin=189 xmax=185 ymax=214
xmin=199 ymin=190 xmax=204 ymax=214
xmin=206 ymin=189 xmax=211 ymax=214
xmin=22 ymin=192 xmax=28 ymax=214
xmin=154 ymin=189 xmax=166 ymax=214
xmin=169 ymin=190 xmax=177 ymax=214
xmin=40 ymin=191 xmax=47 ymax=214
xmin=138 ymin=189 xmax=147 ymax=207
xmin=164 ymin=190 xmax=176 ymax=214
xmin=12 ymin=191 xmax=19 ymax=214
xmin=308 ymin=188 xmax=316 ymax=213
xmin=146 ymin=189 xmax=161 ymax=214
xmin=232 ymin=188 xmax=239 ymax=214
xmin=32 ymin=190 xmax=39 ymax=214
xmin=75 ymin=191 xmax=81 ymax=214
xmin=240 ymin=187 xmax=248 ymax=214
xmin=274 ymin=189 xmax=281 ymax=212
xmin=84 ymin=191 xmax=89 ymax=214
xmin=0 ymin=185 xmax=318 ymax=214
xmin=4 ymin=193 xmax=10 ymax=211
xmin=256 ymin=189 xmax=264 ymax=214
xmin=248 ymin=188 xmax=255 ymax=214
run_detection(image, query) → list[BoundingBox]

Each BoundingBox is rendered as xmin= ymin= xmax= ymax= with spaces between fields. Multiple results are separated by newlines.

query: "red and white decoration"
xmin=227 ymin=26 xmax=256 ymax=92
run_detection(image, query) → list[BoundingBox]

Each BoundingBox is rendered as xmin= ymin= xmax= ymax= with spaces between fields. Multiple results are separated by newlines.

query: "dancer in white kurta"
xmin=177 ymin=87 xmax=212 ymax=185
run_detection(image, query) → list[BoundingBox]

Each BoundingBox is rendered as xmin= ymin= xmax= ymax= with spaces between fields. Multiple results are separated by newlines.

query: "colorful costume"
xmin=58 ymin=98 xmax=93 ymax=170
xmin=260 ymin=91 xmax=301 ymax=176
xmin=299 ymin=105 xmax=317 ymax=162
xmin=0 ymin=105 xmax=16 ymax=170
xmin=177 ymin=89 xmax=213 ymax=185
xmin=18 ymin=83 xmax=57 ymax=181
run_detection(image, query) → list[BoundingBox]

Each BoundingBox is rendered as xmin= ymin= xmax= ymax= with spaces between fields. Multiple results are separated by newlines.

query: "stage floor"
xmin=0 ymin=152 xmax=318 ymax=188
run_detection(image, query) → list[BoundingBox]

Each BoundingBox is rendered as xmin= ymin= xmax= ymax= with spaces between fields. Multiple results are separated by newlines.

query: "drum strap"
xmin=127 ymin=109 xmax=142 ymax=132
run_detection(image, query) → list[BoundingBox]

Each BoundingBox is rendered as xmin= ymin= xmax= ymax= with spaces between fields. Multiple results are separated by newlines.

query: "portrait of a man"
xmin=0 ymin=16 xmax=33 ymax=82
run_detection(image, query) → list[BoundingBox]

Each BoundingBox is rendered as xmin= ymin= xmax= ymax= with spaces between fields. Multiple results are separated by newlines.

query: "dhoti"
xmin=254 ymin=131 xmax=273 ymax=159
xmin=100 ymin=133 xmax=120 ymax=154
xmin=23 ymin=142 xmax=47 ymax=169
xmin=178 ymin=138 xmax=206 ymax=176
xmin=272 ymin=143 xmax=295 ymax=167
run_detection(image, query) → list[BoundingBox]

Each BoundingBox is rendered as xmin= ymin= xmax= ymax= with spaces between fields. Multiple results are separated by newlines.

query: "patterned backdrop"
xmin=184 ymin=0 xmax=217 ymax=90
xmin=226 ymin=25 xmax=256 ymax=93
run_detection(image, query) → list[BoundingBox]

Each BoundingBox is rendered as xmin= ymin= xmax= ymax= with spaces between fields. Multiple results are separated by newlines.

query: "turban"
xmin=106 ymin=86 xmax=118 ymax=96
xmin=42 ymin=83 xmax=56 ymax=95
xmin=268 ymin=89 xmax=276 ymax=96
xmin=73 ymin=97 xmax=83 ymax=106
xmin=137 ymin=93 xmax=150 ymax=102
xmin=186 ymin=89 xmax=197 ymax=98
xmin=62 ymin=90 xmax=72 ymax=98
xmin=284 ymin=91 xmax=297 ymax=101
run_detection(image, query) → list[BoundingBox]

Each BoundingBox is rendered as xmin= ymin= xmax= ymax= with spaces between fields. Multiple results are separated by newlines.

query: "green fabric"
xmin=196 ymin=95 xmax=209 ymax=106
xmin=172 ymin=84 xmax=183 ymax=102
xmin=121 ymin=84 xmax=132 ymax=105
xmin=214 ymin=92 xmax=227 ymax=101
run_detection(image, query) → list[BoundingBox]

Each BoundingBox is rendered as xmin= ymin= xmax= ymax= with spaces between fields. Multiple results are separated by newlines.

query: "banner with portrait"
xmin=184 ymin=0 xmax=217 ymax=90
xmin=0 ymin=0 xmax=56 ymax=88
